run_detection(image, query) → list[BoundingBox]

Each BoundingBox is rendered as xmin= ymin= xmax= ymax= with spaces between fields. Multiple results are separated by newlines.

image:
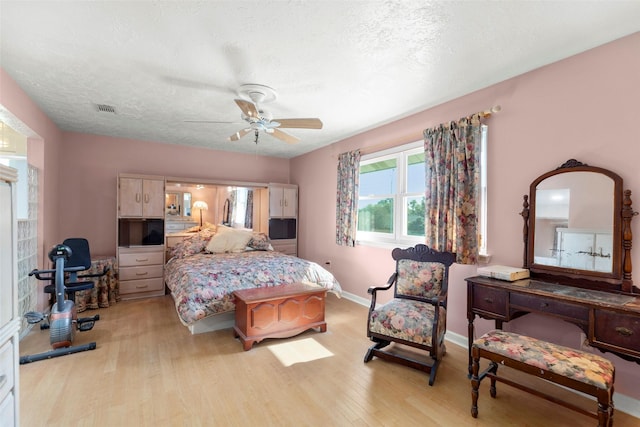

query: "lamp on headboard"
xmin=192 ymin=200 xmax=208 ymax=227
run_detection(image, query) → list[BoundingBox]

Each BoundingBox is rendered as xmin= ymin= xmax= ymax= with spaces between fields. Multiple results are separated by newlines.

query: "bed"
xmin=164 ymin=227 xmax=342 ymax=334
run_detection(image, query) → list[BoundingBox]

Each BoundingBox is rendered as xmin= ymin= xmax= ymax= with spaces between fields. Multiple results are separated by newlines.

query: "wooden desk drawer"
xmin=511 ymin=293 xmax=589 ymax=322
xmin=471 ymin=286 xmax=508 ymax=317
xmin=594 ymin=310 xmax=640 ymax=353
xmin=119 ymin=251 xmax=164 ymax=267
xmin=119 ymin=265 xmax=164 ymax=281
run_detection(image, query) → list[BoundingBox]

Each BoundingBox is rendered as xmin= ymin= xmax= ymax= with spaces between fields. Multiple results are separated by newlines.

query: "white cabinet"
xmin=269 ymin=184 xmax=297 ymax=218
xmin=118 ymin=246 xmax=165 ymax=300
xmin=117 ymin=173 xmax=166 ymax=300
xmin=268 ymin=184 xmax=298 ymax=256
xmin=118 ymin=174 xmax=165 ymax=218
xmin=0 ymin=165 xmax=19 ymax=427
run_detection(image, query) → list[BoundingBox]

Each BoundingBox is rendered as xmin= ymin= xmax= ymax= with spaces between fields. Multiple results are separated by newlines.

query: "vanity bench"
xmin=471 ymin=329 xmax=615 ymax=426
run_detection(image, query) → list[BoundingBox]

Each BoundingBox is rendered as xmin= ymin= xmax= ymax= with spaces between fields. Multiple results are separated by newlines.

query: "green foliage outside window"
xmin=406 ymin=197 xmax=425 ymax=236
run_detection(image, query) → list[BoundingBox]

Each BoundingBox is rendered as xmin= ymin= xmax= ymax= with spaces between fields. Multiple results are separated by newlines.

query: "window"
xmin=357 ymin=126 xmax=488 ymax=252
xmin=357 ymin=141 xmax=425 ymax=246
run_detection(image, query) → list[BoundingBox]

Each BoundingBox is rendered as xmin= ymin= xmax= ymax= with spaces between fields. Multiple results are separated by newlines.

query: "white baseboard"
xmin=342 ymin=290 xmax=640 ymax=419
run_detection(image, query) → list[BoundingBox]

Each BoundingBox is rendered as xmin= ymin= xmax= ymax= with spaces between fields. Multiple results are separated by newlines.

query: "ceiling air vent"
xmin=95 ymin=104 xmax=117 ymax=114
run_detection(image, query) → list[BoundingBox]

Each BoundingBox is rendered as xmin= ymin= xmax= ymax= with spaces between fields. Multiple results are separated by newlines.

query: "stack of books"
xmin=477 ymin=265 xmax=530 ymax=281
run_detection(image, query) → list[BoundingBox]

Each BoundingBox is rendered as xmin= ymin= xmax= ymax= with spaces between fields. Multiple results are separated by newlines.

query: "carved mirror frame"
xmin=521 ymin=159 xmax=637 ymax=294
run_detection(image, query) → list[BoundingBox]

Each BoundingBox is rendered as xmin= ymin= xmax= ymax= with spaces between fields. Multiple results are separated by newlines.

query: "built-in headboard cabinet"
xmin=117 ymin=173 xmax=166 ymax=300
xmin=0 ymin=164 xmax=19 ymax=426
xmin=116 ymin=174 xmax=301 ymax=301
xmin=268 ymin=183 xmax=298 ymax=256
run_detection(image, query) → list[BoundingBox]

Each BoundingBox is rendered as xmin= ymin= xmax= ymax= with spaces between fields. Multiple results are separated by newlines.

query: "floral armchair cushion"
xmin=368 ymin=299 xmax=445 ymax=346
xmin=473 ymin=330 xmax=614 ymax=390
xmin=396 ymin=259 xmax=446 ymax=299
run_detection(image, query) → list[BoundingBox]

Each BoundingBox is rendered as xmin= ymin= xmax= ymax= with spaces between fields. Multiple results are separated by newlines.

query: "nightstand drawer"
xmin=119 ymin=251 xmax=164 ymax=267
xmin=119 ymin=265 xmax=164 ymax=281
xmin=271 ymin=240 xmax=297 ymax=256
xmin=119 ymin=278 xmax=164 ymax=295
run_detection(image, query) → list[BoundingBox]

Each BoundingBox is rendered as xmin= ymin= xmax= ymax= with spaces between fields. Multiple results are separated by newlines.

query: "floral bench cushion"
xmin=368 ymin=299 xmax=445 ymax=346
xmin=473 ymin=330 xmax=614 ymax=390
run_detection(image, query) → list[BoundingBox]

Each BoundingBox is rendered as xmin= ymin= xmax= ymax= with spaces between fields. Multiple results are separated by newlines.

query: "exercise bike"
xmin=20 ymin=242 xmax=106 ymax=364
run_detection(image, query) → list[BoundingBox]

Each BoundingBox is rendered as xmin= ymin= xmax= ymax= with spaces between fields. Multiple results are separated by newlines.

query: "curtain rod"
xmin=356 ymin=105 xmax=502 ymax=156
xmin=479 ymin=104 xmax=502 ymax=118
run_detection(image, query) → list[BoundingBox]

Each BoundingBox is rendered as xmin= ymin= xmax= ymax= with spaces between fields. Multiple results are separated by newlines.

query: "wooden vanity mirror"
xmin=522 ymin=159 xmax=637 ymax=294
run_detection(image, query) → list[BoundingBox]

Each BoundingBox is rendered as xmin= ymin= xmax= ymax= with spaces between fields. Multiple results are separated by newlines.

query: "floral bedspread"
xmin=165 ymin=251 xmax=342 ymax=326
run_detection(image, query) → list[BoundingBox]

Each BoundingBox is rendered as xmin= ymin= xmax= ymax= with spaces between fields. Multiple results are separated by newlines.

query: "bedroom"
xmin=1 ymin=1 xmax=640 ymax=425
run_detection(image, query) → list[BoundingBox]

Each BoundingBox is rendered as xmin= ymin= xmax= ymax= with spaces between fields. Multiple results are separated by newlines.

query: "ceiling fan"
xmin=190 ymin=84 xmax=323 ymax=144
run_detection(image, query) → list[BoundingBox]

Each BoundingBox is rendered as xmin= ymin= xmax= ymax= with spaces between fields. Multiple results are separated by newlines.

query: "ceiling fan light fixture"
xmin=237 ymin=84 xmax=277 ymax=104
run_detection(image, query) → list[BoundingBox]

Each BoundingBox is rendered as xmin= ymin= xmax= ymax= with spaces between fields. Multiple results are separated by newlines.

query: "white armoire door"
xmin=0 ymin=165 xmax=19 ymax=427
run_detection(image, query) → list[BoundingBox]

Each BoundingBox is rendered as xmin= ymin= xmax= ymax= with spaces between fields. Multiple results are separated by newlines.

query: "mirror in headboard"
xmin=521 ymin=159 xmax=637 ymax=294
xmin=165 ymin=178 xmax=269 ymax=234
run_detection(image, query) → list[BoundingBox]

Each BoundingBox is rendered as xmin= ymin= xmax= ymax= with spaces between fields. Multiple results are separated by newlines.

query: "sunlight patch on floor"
xmin=268 ymin=338 xmax=334 ymax=367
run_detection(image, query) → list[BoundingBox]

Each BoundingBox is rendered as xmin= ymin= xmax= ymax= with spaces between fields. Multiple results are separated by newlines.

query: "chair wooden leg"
xmin=364 ymin=339 xmax=390 ymax=363
xmin=428 ymin=359 xmax=440 ymax=386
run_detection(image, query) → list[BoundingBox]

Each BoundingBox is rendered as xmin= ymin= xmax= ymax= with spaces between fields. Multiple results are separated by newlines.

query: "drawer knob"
xmin=540 ymin=302 xmax=549 ymax=308
xmin=136 ymin=285 xmax=149 ymax=289
xmin=136 ymin=258 xmax=149 ymax=262
xmin=615 ymin=326 xmax=634 ymax=337
xmin=136 ymin=272 xmax=148 ymax=276
xmin=483 ymin=297 xmax=493 ymax=304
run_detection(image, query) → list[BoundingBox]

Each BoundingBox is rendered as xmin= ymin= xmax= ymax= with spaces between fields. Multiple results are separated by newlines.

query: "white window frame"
xmin=357 ymin=141 xmax=425 ymax=248
xmin=357 ymin=127 xmax=488 ymax=254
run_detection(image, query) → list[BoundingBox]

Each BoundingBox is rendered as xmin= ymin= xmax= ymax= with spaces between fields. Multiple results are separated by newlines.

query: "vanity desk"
xmin=467 ymin=160 xmax=640 ymax=424
xmin=468 ymin=159 xmax=640 ymax=373
xmin=467 ymin=275 xmax=640 ymax=375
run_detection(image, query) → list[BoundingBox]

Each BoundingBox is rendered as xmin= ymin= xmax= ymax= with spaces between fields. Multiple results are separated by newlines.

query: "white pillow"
xmin=205 ymin=228 xmax=253 ymax=253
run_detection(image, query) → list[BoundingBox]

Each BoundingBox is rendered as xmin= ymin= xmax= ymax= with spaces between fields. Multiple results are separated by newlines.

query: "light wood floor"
xmin=19 ymin=295 xmax=639 ymax=427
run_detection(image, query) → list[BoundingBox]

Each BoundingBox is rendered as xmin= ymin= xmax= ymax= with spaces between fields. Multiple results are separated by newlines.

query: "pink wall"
xmin=57 ymin=133 xmax=290 ymax=256
xmin=292 ymin=33 xmax=640 ymax=399
xmin=1 ymin=68 xmax=64 ymax=306
xmin=2 ymin=32 xmax=639 ymax=403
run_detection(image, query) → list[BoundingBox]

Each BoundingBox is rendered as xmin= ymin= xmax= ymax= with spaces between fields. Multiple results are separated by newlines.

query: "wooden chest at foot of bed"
xmin=233 ymin=283 xmax=327 ymax=351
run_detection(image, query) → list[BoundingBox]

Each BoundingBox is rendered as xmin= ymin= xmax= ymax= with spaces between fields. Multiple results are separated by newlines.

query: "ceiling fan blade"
xmin=229 ymin=128 xmax=251 ymax=141
xmin=184 ymin=120 xmax=241 ymax=124
xmin=274 ymin=118 xmax=323 ymax=129
xmin=234 ymin=99 xmax=259 ymax=118
xmin=271 ymin=128 xmax=300 ymax=144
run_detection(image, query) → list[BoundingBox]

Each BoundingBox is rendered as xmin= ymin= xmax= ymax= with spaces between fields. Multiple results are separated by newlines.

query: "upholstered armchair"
xmin=364 ymin=244 xmax=456 ymax=386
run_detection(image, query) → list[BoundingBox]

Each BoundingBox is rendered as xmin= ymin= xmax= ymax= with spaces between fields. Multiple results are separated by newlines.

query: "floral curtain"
xmin=336 ymin=149 xmax=361 ymax=246
xmin=244 ymin=190 xmax=254 ymax=229
xmin=423 ymin=115 xmax=482 ymax=264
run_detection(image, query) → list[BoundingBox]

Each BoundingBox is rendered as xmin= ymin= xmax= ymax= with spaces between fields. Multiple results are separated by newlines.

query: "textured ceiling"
xmin=1 ymin=1 xmax=639 ymax=158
